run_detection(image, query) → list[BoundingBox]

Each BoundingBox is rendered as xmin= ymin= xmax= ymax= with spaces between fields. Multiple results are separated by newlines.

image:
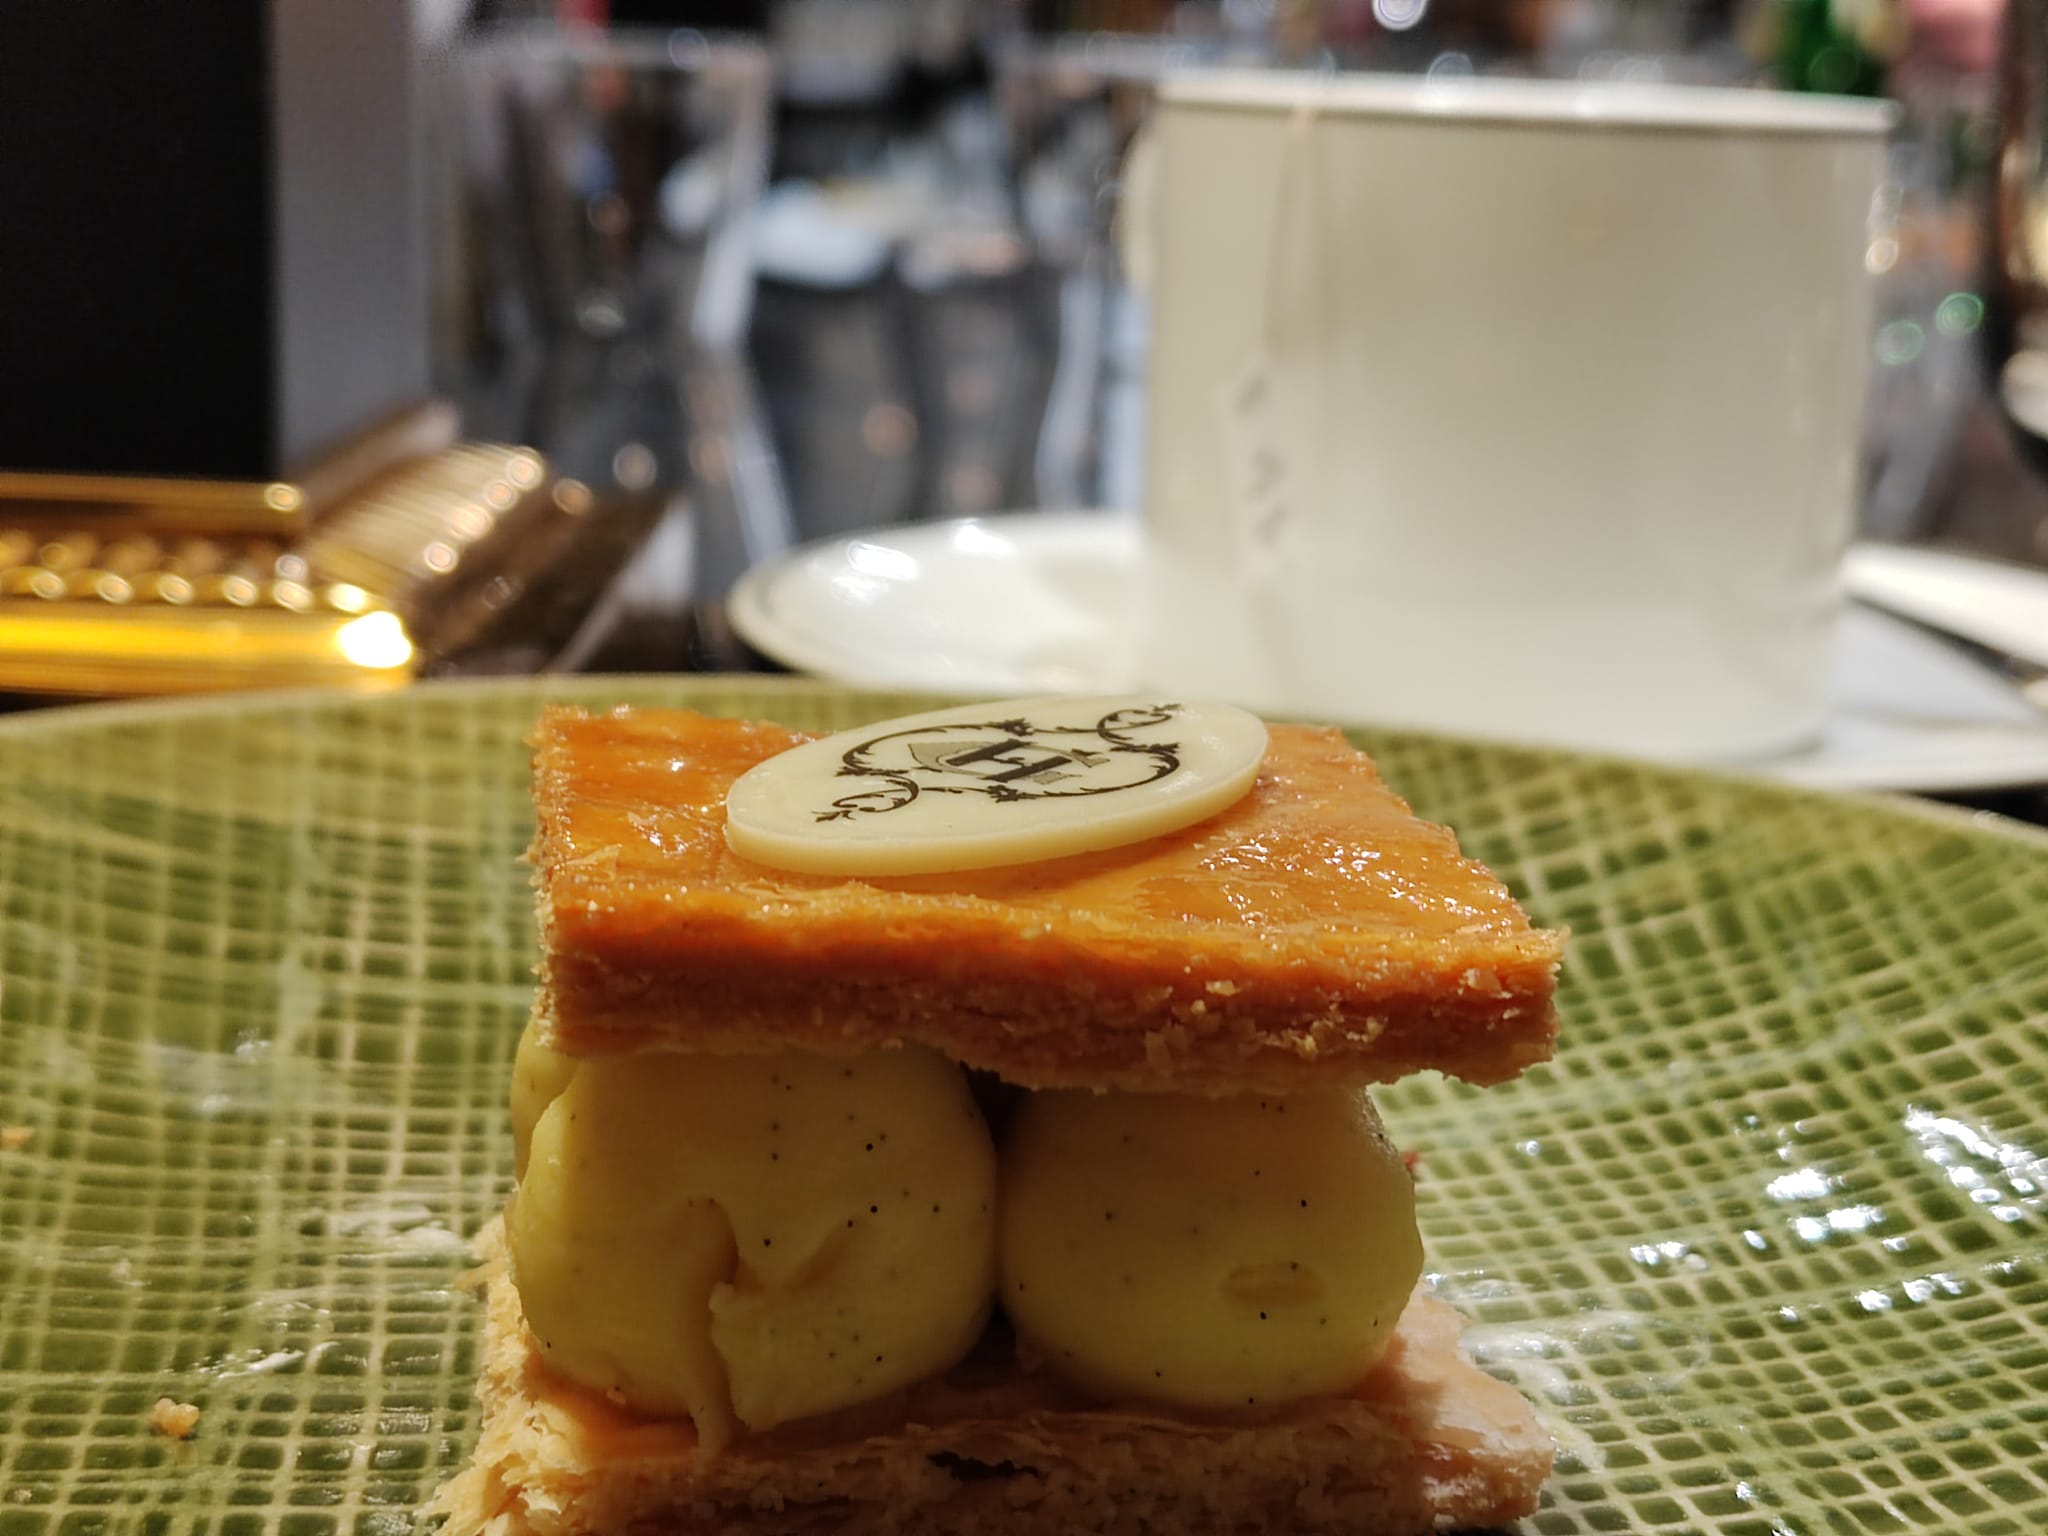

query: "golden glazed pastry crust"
xmin=429 ymin=1221 xmax=1554 ymax=1536
xmin=529 ymin=707 xmax=1563 ymax=1093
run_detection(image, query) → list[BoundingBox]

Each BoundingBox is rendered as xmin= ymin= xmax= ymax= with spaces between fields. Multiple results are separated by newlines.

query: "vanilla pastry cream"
xmin=999 ymin=1088 xmax=1422 ymax=1409
xmin=507 ymin=1035 xmax=998 ymax=1449
xmin=505 ymin=1024 xmax=1422 ymax=1441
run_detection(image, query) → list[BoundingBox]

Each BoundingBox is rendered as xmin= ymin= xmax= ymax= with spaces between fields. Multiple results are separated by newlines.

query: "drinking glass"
xmin=993 ymin=32 xmax=1266 ymax=512
xmin=446 ymin=25 xmax=791 ymax=604
xmin=1990 ymin=0 xmax=2048 ymax=481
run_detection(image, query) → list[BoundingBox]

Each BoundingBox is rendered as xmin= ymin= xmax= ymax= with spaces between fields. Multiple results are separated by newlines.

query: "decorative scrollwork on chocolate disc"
xmin=814 ymin=704 xmax=1187 ymax=823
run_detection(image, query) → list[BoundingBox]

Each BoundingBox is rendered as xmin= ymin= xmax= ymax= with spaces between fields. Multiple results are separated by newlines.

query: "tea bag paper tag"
xmin=725 ymin=696 xmax=1268 ymax=877
xmin=1218 ymin=351 xmax=1297 ymax=580
xmin=1217 ymin=103 xmax=1324 ymax=585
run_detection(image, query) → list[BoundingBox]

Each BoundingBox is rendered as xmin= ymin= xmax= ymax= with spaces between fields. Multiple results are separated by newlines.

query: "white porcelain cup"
xmin=1137 ymin=72 xmax=1894 ymax=761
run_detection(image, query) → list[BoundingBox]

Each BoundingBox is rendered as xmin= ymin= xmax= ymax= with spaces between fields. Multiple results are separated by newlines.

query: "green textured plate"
xmin=1 ymin=677 xmax=2045 ymax=1536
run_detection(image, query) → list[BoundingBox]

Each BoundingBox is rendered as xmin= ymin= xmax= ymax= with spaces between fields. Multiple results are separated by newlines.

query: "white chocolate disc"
xmin=725 ymin=696 xmax=1268 ymax=877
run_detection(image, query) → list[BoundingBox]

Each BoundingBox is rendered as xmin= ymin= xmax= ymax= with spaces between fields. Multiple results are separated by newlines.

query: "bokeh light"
xmin=335 ymin=612 xmax=414 ymax=671
xmin=1874 ymin=319 xmax=1924 ymax=366
xmin=1934 ymin=292 xmax=1985 ymax=337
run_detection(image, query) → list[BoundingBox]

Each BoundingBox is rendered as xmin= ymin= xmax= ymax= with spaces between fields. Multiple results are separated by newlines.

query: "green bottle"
xmin=1773 ymin=0 xmax=1899 ymax=97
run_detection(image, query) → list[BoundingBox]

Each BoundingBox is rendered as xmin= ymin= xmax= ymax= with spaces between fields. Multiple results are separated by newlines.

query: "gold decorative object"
xmin=0 ymin=400 xmax=461 ymax=536
xmin=0 ymin=436 xmax=591 ymax=697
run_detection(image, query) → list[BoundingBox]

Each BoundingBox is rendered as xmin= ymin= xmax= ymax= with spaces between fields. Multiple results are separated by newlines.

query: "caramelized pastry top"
xmin=531 ymin=706 xmax=1563 ymax=1092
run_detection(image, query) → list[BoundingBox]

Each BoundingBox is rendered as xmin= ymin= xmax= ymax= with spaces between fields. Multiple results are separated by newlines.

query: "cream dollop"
xmin=507 ymin=1042 xmax=998 ymax=1447
xmin=999 ymin=1086 xmax=1422 ymax=1408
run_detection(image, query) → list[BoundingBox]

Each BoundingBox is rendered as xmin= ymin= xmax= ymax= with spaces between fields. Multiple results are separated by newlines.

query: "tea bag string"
xmin=1240 ymin=98 xmax=1328 ymax=696
xmin=1262 ymin=99 xmax=1327 ymax=369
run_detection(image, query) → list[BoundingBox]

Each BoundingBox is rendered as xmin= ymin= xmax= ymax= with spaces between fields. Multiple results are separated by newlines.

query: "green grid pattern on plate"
xmin=0 ymin=678 xmax=2042 ymax=1536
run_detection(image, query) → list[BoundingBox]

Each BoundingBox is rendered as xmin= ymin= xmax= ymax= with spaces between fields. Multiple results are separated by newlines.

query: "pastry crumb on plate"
xmin=148 ymin=1399 xmax=200 ymax=1441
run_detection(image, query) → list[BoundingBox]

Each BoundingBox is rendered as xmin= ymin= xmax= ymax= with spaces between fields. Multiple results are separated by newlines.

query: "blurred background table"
xmin=5 ymin=0 xmax=2048 ymax=828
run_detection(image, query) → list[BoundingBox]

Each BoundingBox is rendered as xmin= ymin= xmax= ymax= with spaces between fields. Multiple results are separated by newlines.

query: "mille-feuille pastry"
xmin=432 ymin=696 xmax=1564 ymax=1536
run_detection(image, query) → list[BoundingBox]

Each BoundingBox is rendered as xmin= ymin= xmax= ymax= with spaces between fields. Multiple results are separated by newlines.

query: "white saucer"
xmin=728 ymin=512 xmax=2048 ymax=794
